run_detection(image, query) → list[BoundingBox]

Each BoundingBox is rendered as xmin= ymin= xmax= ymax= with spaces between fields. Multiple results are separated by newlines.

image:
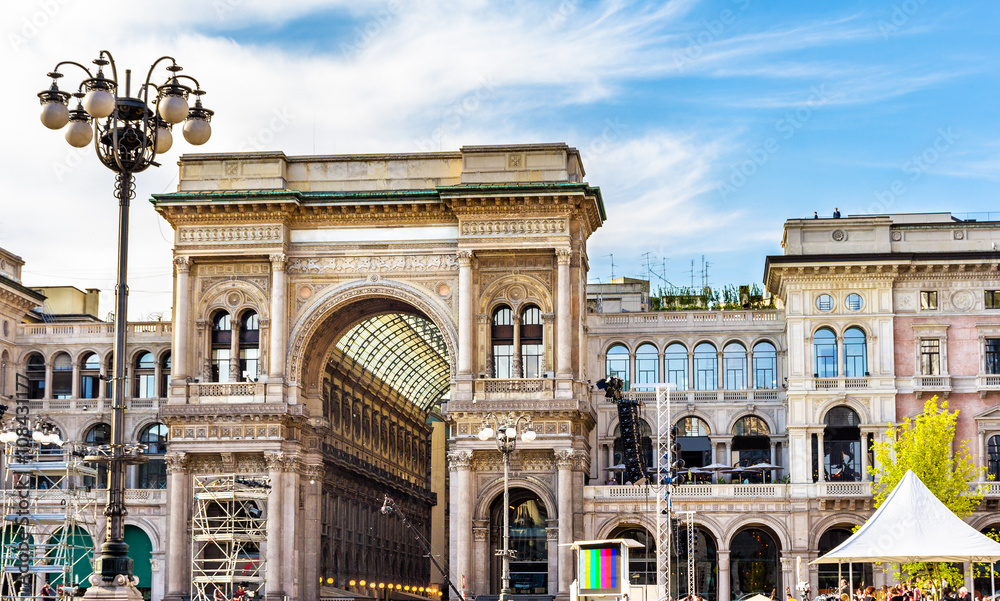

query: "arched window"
xmin=488 ymin=489 xmax=548 ymax=594
xmin=731 ymin=528 xmax=781 ymax=595
xmin=672 ymin=526 xmax=718 ymax=601
xmin=26 ymin=353 xmax=46 ymax=399
xmin=137 ymin=423 xmax=167 ymax=489
xmin=211 ymin=311 xmax=232 ymax=383
xmin=732 ymin=416 xmax=771 ymax=476
xmin=608 ymin=526 xmax=656 ymax=585
xmin=491 ymin=306 xmax=513 ymax=379
xmin=843 ymin=327 xmax=867 ymax=377
xmin=693 ymin=343 xmax=717 ymax=391
xmin=635 ymin=343 xmax=659 ymax=385
xmin=80 ymin=353 xmax=101 ymax=399
xmin=133 ymin=352 xmax=155 ymax=398
xmin=975 ymin=525 xmax=1000 ymax=596
xmin=664 ymin=343 xmax=689 ymax=391
xmin=813 ymin=328 xmax=837 ymax=378
xmin=520 ymin=305 xmax=543 ymax=378
xmin=85 ymin=423 xmax=112 ymax=488
xmin=987 ymin=435 xmax=1000 ymax=480
xmin=239 ymin=311 xmax=260 ymax=381
xmin=752 ymin=341 xmax=777 ymax=389
xmin=817 ymin=528 xmax=871 ymax=593
xmin=722 ymin=343 xmax=747 ymax=390
xmin=605 ymin=344 xmax=630 ymax=390
xmin=823 ymin=406 xmax=861 ymax=482
xmin=677 ymin=417 xmax=711 ymax=469
xmin=159 ymin=353 xmax=171 ymax=398
xmin=105 ymin=354 xmax=113 ymax=397
xmin=52 ymin=353 xmax=72 ymax=399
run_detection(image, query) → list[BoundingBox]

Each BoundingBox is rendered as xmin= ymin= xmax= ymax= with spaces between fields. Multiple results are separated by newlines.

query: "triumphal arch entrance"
xmin=151 ymin=144 xmax=604 ymax=601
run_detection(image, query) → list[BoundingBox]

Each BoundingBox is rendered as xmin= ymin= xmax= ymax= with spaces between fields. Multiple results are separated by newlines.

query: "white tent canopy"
xmin=813 ymin=470 xmax=1000 ymax=564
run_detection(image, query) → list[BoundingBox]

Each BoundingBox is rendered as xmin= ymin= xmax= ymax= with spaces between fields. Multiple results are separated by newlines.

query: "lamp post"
xmin=37 ymin=50 xmax=212 ymax=599
xmin=477 ymin=412 xmax=536 ymax=601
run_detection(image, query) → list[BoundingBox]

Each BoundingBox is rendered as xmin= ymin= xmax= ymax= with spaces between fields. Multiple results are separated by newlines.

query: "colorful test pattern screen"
xmin=578 ymin=545 xmax=621 ymax=594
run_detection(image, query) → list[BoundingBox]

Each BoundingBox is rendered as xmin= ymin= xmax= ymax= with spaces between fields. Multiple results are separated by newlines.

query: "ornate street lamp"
xmin=37 ymin=50 xmax=212 ymax=599
xmin=478 ymin=413 xmax=536 ymax=601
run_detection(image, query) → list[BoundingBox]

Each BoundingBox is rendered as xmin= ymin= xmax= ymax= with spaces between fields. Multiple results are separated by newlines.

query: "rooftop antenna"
xmin=642 ymin=251 xmax=655 ymax=282
xmin=605 ymin=253 xmax=616 ymax=281
xmin=689 ymin=259 xmax=695 ymax=289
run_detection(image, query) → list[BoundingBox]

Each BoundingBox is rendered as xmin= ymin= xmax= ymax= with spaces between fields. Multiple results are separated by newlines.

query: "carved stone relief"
xmin=287 ymin=255 xmax=458 ymax=274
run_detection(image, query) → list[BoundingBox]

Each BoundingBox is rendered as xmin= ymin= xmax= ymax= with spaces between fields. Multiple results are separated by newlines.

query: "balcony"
xmin=811 ymin=377 xmax=871 ymax=391
xmin=914 ymin=375 xmax=952 ymax=398
xmin=979 ymin=482 xmax=1000 ymax=497
xmin=616 ymin=388 xmax=781 ymax=404
xmin=24 ymin=398 xmax=162 ymax=412
xmin=597 ymin=310 xmax=781 ymax=329
xmin=188 ymin=381 xmax=266 ymax=403
xmin=977 ymin=374 xmax=1000 ymax=398
xmin=17 ymin=321 xmax=172 ymax=341
xmin=818 ymin=481 xmax=872 ymax=497
xmin=588 ymin=483 xmax=787 ymax=500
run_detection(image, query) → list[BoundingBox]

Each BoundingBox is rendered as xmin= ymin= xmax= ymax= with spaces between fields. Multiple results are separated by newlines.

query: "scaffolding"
xmin=190 ymin=475 xmax=268 ymax=601
xmin=0 ymin=438 xmax=99 ymax=600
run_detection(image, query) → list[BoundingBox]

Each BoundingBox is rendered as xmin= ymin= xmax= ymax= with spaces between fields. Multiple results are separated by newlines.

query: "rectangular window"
xmin=987 ymin=290 xmax=1000 ymax=309
xmin=212 ymin=348 xmax=231 ymax=383
xmin=493 ymin=344 xmax=513 ymax=379
xmin=920 ymin=291 xmax=938 ymax=310
xmin=987 ymin=339 xmax=1000 ymax=375
xmin=665 ymin=357 xmax=688 ymax=391
xmin=137 ymin=374 xmax=155 ymax=399
xmin=521 ymin=344 xmax=542 ymax=378
xmin=239 ymin=348 xmax=260 ymax=381
xmin=920 ymin=339 xmax=940 ymax=375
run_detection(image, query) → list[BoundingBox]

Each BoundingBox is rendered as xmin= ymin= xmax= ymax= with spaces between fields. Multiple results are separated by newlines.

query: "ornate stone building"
xmin=3 ymin=146 xmax=1000 ymax=601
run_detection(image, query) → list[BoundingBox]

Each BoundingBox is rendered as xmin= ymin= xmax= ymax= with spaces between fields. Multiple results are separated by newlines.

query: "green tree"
xmin=871 ymin=397 xmax=986 ymax=593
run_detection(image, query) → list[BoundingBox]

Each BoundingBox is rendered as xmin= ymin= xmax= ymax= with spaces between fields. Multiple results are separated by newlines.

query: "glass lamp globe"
xmin=479 ymin=426 xmax=494 ymax=440
xmin=83 ymin=87 xmax=115 ymax=119
xmin=65 ymin=117 xmax=93 ymax=148
xmin=521 ymin=429 xmax=536 ymax=442
xmin=158 ymin=94 xmax=188 ymax=124
xmin=155 ymin=126 xmax=173 ymax=154
xmin=31 ymin=430 xmax=44 ymax=442
xmin=183 ymin=117 xmax=211 ymax=145
xmin=505 ymin=426 xmax=517 ymax=439
xmin=40 ymin=101 xmax=69 ymax=129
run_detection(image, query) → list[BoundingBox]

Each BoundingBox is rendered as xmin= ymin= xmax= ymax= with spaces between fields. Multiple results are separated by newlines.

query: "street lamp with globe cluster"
xmin=36 ymin=50 xmax=213 ymax=599
xmin=478 ymin=413 xmax=536 ymax=601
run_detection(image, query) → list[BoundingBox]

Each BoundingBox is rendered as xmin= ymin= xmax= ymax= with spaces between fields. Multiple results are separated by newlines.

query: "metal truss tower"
xmin=0 ymin=435 xmax=99 ymax=599
xmin=190 ymin=475 xmax=269 ymax=601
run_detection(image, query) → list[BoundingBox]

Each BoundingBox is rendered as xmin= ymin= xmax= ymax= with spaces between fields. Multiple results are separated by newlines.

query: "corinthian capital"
xmin=555 ymin=248 xmax=572 ymax=265
xmin=457 ymin=250 xmax=473 ymax=267
xmin=447 ymin=450 xmax=473 ymax=471
xmin=174 ymin=256 xmax=191 ymax=273
xmin=164 ymin=452 xmax=188 ymax=474
xmin=269 ymin=254 xmax=288 ymax=271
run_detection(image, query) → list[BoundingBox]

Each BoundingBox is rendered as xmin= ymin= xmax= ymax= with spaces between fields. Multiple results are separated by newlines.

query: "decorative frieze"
xmin=460 ymin=218 xmax=567 ymax=237
xmin=178 ymin=225 xmax=282 ymax=244
xmin=287 ymin=254 xmax=459 ymax=274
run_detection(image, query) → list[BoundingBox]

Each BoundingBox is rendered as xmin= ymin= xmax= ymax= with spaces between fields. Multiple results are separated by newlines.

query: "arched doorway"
xmin=124 ymin=525 xmax=154 ymax=599
xmin=730 ymin=527 xmax=781 ymax=597
xmin=974 ymin=524 xmax=1000 ymax=597
xmin=608 ymin=526 xmax=656 ymax=585
xmin=817 ymin=527 xmax=870 ymax=594
xmin=294 ymin=293 xmax=453 ymax=591
xmin=489 ymin=489 xmax=549 ymax=595
xmin=673 ymin=525 xmax=718 ymax=601
xmin=824 ymin=407 xmax=861 ymax=482
xmin=677 ymin=416 xmax=712 ymax=470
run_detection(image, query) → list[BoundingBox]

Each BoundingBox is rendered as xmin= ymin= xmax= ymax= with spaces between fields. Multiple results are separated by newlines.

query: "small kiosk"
xmin=570 ymin=539 xmax=644 ymax=601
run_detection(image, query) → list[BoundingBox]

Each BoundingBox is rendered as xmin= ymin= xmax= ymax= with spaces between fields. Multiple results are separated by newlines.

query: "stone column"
xmin=229 ymin=313 xmax=241 ymax=382
xmin=448 ymin=451 xmax=473 ymax=601
xmin=556 ymin=248 xmax=572 ymax=377
xmin=836 ymin=336 xmax=844 ymax=378
xmin=717 ymin=351 xmax=724 ymax=390
xmin=555 ymin=449 xmax=575 ymax=596
xmin=816 ymin=431 xmax=825 ymax=483
xmin=724 ymin=440 xmax=732 ymax=467
xmin=546 ymin=526 xmax=560 ymax=596
xmin=264 ymin=452 xmax=286 ymax=601
xmin=268 ymin=254 xmax=287 ymax=380
xmin=457 ymin=251 xmax=474 ymax=377
xmin=71 ymin=361 xmax=80 ymax=399
xmin=282 ymin=457 xmax=299 ymax=600
xmin=512 ymin=314 xmax=522 ymax=378
xmin=717 ymin=550 xmax=731 ymax=601
xmin=302 ymin=465 xmax=323 ymax=601
xmin=747 ymin=347 xmax=754 ymax=389
xmin=860 ymin=431 xmax=870 ymax=481
xmin=44 ymin=360 xmax=52 ymax=400
xmin=164 ymin=453 xmax=188 ymax=601
xmin=172 ymin=256 xmax=190 ymax=380
xmin=979 ymin=429 xmax=987 ymax=482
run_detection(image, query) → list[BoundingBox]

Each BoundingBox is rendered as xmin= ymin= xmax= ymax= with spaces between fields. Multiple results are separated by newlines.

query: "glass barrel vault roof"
xmin=335 ymin=313 xmax=450 ymax=411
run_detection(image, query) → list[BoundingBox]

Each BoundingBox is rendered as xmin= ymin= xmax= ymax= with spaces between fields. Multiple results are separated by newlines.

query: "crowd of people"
xmin=820 ymin=578 xmax=994 ymax=601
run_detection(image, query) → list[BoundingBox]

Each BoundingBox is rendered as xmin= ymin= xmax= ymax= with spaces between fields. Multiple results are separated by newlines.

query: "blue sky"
xmin=2 ymin=0 xmax=998 ymax=317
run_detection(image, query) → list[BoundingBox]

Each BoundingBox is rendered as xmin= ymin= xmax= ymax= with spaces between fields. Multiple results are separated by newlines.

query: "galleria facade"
xmin=1 ymin=144 xmax=999 ymax=601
